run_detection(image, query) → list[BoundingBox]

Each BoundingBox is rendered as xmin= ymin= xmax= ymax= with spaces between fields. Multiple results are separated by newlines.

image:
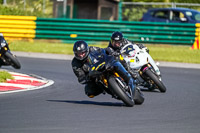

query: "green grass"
xmin=8 ymin=40 xmax=200 ymax=64
xmin=9 ymin=40 xmax=75 ymax=55
xmin=0 ymin=71 xmax=13 ymax=82
xmin=147 ymin=44 xmax=200 ymax=64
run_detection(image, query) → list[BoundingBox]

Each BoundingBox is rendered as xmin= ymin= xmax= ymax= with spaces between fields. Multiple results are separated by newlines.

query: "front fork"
xmin=140 ymin=64 xmax=161 ymax=79
xmin=100 ymin=72 xmax=120 ymax=88
xmin=0 ymin=46 xmax=8 ymax=57
xmin=0 ymin=47 xmax=8 ymax=63
xmin=140 ymin=64 xmax=153 ymax=78
xmin=139 ymin=64 xmax=159 ymax=88
xmin=0 ymin=47 xmax=12 ymax=65
xmin=100 ymin=72 xmax=127 ymax=91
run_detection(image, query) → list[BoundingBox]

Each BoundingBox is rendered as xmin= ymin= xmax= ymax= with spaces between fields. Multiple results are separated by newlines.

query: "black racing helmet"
xmin=73 ymin=40 xmax=89 ymax=60
xmin=111 ymin=31 xmax=123 ymax=49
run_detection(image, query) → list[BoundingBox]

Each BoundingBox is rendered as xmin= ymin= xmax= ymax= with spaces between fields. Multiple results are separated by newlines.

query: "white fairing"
xmin=120 ymin=43 xmax=160 ymax=75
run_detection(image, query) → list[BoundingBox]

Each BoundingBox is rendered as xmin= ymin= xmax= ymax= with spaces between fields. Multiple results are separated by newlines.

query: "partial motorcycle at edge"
xmin=0 ymin=33 xmax=21 ymax=69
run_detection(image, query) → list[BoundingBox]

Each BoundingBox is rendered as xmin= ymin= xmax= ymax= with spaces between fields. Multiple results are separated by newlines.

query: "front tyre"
xmin=4 ymin=52 xmax=21 ymax=69
xmin=108 ymin=76 xmax=135 ymax=107
xmin=144 ymin=69 xmax=166 ymax=93
xmin=134 ymin=88 xmax=145 ymax=105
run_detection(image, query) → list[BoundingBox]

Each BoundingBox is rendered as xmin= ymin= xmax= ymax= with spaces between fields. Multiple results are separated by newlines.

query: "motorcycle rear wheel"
xmin=108 ymin=76 xmax=135 ymax=107
xmin=144 ymin=69 xmax=166 ymax=93
xmin=4 ymin=52 xmax=21 ymax=69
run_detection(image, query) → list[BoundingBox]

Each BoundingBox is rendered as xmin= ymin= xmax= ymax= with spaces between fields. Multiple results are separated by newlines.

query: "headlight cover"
xmin=1 ymin=43 xmax=6 ymax=47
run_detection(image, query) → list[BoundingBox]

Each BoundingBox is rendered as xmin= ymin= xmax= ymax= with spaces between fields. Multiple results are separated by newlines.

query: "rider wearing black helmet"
xmin=72 ymin=40 xmax=107 ymax=98
xmin=110 ymin=31 xmax=124 ymax=50
xmin=105 ymin=31 xmax=149 ymax=77
xmin=73 ymin=40 xmax=89 ymax=61
xmin=71 ymin=40 xmax=136 ymax=99
xmin=107 ymin=31 xmax=148 ymax=55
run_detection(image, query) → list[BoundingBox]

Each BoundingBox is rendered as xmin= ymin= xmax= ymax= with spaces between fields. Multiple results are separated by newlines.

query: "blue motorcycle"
xmin=87 ymin=49 xmax=144 ymax=107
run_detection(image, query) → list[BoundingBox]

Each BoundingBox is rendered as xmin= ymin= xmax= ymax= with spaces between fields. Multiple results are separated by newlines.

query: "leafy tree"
xmin=0 ymin=0 xmax=53 ymax=17
xmin=123 ymin=0 xmax=200 ymax=3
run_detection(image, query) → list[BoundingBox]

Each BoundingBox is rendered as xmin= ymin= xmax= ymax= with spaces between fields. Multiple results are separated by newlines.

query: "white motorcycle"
xmin=120 ymin=43 xmax=166 ymax=93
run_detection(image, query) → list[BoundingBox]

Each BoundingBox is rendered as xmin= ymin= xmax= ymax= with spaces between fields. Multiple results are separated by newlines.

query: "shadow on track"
xmin=47 ymin=100 xmax=125 ymax=107
xmin=140 ymin=88 xmax=161 ymax=93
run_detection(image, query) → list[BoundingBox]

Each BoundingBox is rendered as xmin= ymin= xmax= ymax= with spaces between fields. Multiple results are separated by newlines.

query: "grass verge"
xmin=0 ymin=71 xmax=13 ymax=82
xmin=8 ymin=40 xmax=200 ymax=64
xmin=147 ymin=44 xmax=200 ymax=64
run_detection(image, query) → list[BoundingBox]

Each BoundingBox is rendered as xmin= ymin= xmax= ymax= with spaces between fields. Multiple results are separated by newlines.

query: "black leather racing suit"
xmin=71 ymin=46 xmax=135 ymax=97
xmin=105 ymin=38 xmax=147 ymax=60
xmin=71 ymin=46 xmax=104 ymax=97
xmin=105 ymin=38 xmax=147 ymax=78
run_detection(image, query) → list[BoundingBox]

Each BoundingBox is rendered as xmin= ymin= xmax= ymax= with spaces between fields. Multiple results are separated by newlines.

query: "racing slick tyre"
xmin=134 ymin=87 xmax=145 ymax=105
xmin=4 ymin=52 xmax=21 ymax=69
xmin=144 ymin=69 xmax=166 ymax=93
xmin=108 ymin=75 xmax=135 ymax=107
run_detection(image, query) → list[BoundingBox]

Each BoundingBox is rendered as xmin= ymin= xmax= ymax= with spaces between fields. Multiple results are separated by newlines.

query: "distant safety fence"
xmin=0 ymin=15 xmax=199 ymax=46
xmin=0 ymin=15 xmax=36 ymax=40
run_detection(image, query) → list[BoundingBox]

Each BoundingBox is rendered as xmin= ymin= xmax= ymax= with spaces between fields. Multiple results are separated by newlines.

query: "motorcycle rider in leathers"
xmin=105 ymin=31 xmax=161 ymax=77
xmin=71 ymin=40 xmax=136 ymax=99
xmin=0 ymin=33 xmax=9 ymax=67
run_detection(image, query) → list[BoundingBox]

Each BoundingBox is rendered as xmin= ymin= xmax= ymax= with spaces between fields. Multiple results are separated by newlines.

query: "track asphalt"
xmin=13 ymin=51 xmax=200 ymax=69
xmin=0 ymin=51 xmax=200 ymax=94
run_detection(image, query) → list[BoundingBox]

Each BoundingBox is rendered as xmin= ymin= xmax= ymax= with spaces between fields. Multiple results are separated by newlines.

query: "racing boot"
xmin=129 ymin=70 xmax=138 ymax=79
xmin=134 ymin=86 xmax=145 ymax=105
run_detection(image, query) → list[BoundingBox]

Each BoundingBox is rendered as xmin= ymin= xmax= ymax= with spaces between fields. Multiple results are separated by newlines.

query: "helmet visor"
xmin=75 ymin=51 xmax=86 ymax=59
xmin=112 ymin=40 xmax=122 ymax=48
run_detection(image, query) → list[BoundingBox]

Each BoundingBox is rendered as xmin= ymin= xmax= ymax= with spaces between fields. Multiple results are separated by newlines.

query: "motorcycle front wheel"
xmin=134 ymin=88 xmax=145 ymax=105
xmin=144 ymin=69 xmax=166 ymax=93
xmin=4 ymin=52 xmax=21 ymax=69
xmin=108 ymin=75 xmax=135 ymax=107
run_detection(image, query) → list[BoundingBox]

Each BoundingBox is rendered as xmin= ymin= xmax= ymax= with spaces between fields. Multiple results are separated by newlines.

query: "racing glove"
xmin=82 ymin=64 xmax=90 ymax=73
xmin=136 ymin=43 xmax=145 ymax=49
xmin=136 ymin=43 xmax=149 ymax=53
xmin=112 ymin=51 xmax=120 ymax=57
xmin=78 ymin=74 xmax=90 ymax=84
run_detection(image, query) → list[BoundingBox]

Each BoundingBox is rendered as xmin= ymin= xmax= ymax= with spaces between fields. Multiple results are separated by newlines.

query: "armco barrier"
xmin=0 ymin=15 xmax=36 ymax=40
xmin=35 ymin=18 xmax=197 ymax=45
xmin=0 ymin=15 xmax=199 ymax=45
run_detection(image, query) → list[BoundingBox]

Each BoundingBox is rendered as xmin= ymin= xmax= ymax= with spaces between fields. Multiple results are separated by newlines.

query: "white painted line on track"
xmin=7 ymin=76 xmax=47 ymax=82
xmin=0 ymin=83 xmax=34 ymax=88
